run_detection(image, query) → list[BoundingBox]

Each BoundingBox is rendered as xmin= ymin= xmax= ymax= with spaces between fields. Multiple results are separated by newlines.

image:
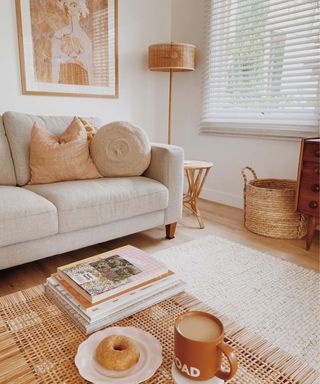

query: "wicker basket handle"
xmin=241 ymin=166 xmax=258 ymax=185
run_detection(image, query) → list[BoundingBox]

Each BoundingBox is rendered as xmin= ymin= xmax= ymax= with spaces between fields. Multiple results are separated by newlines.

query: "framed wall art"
xmin=16 ymin=0 xmax=118 ymax=98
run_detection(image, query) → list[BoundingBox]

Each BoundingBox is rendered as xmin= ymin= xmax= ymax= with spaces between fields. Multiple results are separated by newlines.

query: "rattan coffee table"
xmin=0 ymin=286 xmax=318 ymax=384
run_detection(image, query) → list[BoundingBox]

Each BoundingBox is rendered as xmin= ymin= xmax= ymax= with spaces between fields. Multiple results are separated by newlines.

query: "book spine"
xmin=45 ymin=284 xmax=87 ymax=334
xmin=85 ymin=284 xmax=185 ymax=334
xmin=47 ymin=276 xmax=184 ymax=322
xmin=46 ymin=282 xmax=92 ymax=322
xmin=45 ymin=282 xmax=185 ymax=335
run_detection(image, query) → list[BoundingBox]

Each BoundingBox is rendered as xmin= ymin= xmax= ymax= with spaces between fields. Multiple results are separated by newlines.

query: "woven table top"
xmin=0 ymin=285 xmax=318 ymax=384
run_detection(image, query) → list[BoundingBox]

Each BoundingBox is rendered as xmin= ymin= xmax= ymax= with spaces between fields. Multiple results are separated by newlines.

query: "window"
xmin=200 ymin=0 xmax=320 ymax=138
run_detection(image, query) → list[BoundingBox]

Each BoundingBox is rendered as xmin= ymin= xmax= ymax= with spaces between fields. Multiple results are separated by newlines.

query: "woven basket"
xmin=241 ymin=166 xmax=307 ymax=239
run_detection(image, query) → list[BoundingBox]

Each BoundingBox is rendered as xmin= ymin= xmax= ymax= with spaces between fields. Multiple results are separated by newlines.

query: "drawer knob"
xmin=315 ymin=149 xmax=320 ymax=158
xmin=311 ymin=184 xmax=320 ymax=192
xmin=309 ymin=201 xmax=318 ymax=209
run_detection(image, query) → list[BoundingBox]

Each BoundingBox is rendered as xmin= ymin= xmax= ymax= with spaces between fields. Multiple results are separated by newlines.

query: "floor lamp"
xmin=148 ymin=43 xmax=196 ymax=144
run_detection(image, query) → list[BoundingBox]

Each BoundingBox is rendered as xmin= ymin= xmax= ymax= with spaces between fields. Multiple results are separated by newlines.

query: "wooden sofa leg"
xmin=166 ymin=223 xmax=177 ymax=239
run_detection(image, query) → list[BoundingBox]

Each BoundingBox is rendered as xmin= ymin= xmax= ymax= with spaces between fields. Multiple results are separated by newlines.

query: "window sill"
xmin=199 ymin=123 xmax=319 ymax=141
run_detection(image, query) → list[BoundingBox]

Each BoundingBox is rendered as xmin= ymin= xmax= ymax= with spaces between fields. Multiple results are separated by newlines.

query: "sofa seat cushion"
xmin=24 ymin=177 xmax=169 ymax=233
xmin=0 ymin=186 xmax=58 ymax=247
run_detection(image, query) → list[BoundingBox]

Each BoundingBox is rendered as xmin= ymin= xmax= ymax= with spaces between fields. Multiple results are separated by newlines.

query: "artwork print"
xmin=16 ymin=0 xmax=118 ymax=97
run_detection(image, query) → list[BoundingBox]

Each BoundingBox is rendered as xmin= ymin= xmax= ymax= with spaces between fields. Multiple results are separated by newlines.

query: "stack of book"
xmin=45 ymin=245 xmax=184 ymax=334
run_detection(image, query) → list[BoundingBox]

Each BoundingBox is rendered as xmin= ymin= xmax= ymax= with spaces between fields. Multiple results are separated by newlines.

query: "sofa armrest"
xmin=144 ymin=143 xmax=184 ymax=225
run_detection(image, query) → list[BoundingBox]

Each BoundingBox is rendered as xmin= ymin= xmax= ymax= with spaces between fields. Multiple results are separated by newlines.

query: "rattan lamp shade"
xmin=148 ymin=43 xmax=195 ymax=72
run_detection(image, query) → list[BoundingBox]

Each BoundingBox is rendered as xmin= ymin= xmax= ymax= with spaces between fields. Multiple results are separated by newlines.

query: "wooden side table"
xmin=183 ymin=160 xmax=213 ymax=229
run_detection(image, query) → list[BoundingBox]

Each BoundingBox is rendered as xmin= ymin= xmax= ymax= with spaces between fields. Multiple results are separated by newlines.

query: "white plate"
xmin=75 ymin=326 xmax=163 ymax=384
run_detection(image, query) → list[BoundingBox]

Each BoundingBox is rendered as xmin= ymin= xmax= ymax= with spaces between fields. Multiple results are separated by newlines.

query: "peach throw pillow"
xmin=29 ymin=117 xmax=101 ymax=184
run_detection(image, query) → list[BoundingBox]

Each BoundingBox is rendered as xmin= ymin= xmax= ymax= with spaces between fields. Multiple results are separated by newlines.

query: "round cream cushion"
xmin=90 ymin=121 xmax=151 ymax=177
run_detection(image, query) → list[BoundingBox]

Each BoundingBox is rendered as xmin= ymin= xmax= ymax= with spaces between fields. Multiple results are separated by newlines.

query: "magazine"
xmin=57 ymin=245 xmax=168 ymax=303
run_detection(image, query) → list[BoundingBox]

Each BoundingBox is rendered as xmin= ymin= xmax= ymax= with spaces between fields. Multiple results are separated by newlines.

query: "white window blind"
xmin=200 ymin=0 xmax=320 ymax=138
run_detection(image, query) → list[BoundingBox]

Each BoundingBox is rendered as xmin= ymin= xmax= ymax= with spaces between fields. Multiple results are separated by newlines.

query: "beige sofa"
xmin=0 ymin=112 xmax=184 ymax=270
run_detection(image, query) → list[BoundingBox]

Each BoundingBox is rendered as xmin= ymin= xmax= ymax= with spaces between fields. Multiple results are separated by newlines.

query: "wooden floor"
xmin=0 ymin=199 xmax=319 ymax=296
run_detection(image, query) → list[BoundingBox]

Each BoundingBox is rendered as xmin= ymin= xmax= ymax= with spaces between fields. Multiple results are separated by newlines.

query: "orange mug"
xmin=174 ymin=311 xmax=238 ymax=381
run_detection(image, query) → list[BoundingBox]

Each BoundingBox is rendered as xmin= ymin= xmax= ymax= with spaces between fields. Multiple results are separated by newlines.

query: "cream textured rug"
xmin=154 ymin=235 xmax=320 ymax=371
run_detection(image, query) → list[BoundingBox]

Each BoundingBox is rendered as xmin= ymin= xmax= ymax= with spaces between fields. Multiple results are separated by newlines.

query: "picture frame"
xmin=16 ymin=0 xmax=118 ymax=98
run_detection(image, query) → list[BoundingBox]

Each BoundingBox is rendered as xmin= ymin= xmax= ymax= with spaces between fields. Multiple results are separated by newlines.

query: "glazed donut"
xmin=95 ymin=335 xmax=140 ymax=371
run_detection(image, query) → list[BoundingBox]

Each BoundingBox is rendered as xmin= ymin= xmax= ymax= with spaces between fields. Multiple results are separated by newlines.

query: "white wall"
xmin=0 ymin=0 xmax=171 ymax=142
xmin=0 ymin=0 xmax=304 ymax=208
xmin=171 ymin=0 xmax=301 ymax=208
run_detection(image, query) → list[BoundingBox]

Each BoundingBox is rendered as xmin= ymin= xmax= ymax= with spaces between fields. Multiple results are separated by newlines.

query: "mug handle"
xmin=216 ymin=342 xmax=238 ymax=381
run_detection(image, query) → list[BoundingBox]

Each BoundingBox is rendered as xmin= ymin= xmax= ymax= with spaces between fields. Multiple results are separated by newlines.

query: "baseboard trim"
xmin=200 ymin=187 xmax=243 ymax=208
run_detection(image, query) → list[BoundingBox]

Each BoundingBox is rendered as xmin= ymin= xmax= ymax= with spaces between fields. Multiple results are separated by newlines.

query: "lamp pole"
xmin=168 ymin=69 xmax=173 ymax=145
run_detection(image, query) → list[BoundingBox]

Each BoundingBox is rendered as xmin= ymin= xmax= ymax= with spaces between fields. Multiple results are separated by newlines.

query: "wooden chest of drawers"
xmin=295 ymin=138 xmax=320 ymax=250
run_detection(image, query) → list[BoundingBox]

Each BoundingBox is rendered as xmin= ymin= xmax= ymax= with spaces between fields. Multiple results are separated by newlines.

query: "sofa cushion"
xmin=24 ymin=177 xmax=168 ymax=233
xmin=2 ymin=111 xmax=101 ymax=186
xmin=91 ymin=121 xmax=151 ymax=177
xmin=0 ymin=186 xmax=58 ymax=247
xmin=0 ymin=116 xmax=16 ymax=185
xmin=29 ymin=118 xmax=101 ymax=184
